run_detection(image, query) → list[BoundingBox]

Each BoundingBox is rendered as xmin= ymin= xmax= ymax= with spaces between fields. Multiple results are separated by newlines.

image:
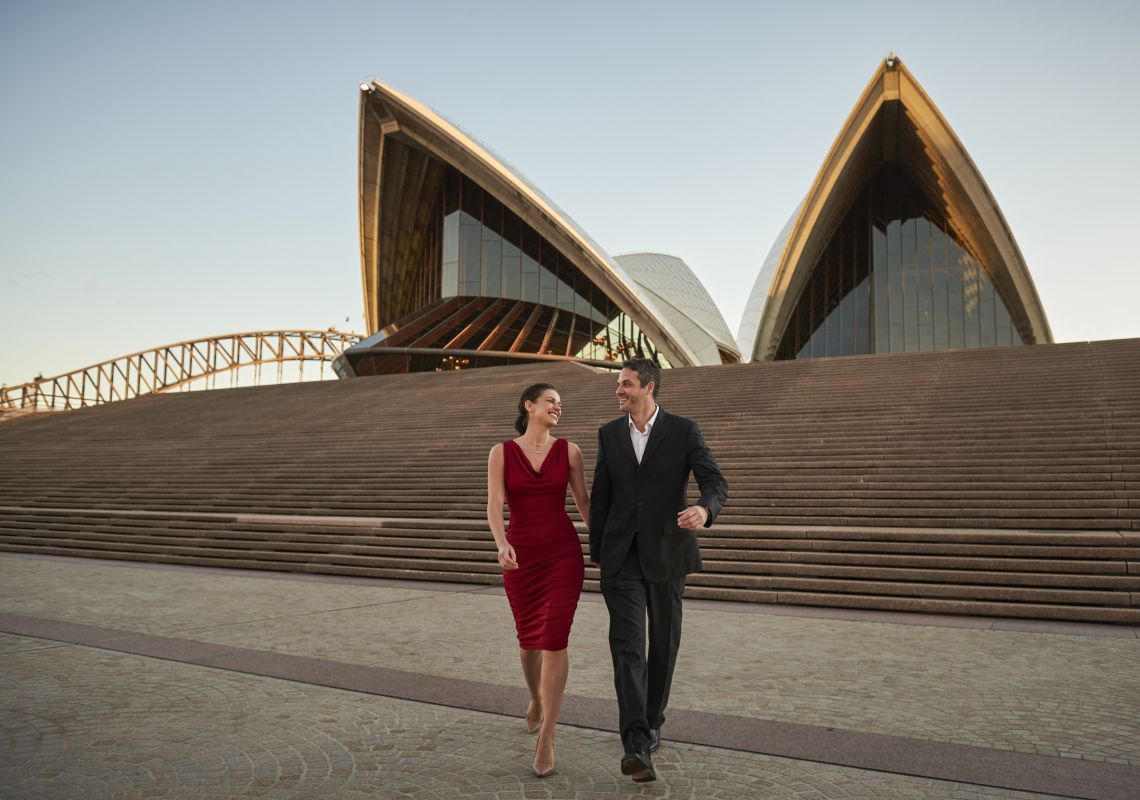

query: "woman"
xmin=487 ymin=383 xmax=589 ymax=778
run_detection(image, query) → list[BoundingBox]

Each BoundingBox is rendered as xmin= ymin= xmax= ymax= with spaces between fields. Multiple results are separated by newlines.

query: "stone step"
xmin=1 ymin=539 xmax=1136 ymax=625
xmin=0 ymin=533 xmax=1130 ymax=605
xmin=4 ymin=339 xmax=1140 ymax=621
xmin=9 ymin=526 xmax=1137 ymax=589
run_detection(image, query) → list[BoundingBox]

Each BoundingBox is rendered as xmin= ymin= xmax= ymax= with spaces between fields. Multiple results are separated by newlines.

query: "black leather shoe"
xmin=648 ymin=727 xmax=661 ymax=753
xmin=621 ymin=751 xmax=656 ymax=782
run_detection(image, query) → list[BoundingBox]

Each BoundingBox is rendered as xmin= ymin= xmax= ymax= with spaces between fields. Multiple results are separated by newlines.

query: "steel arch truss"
xmin=1 ymin=330 xmax=362 ymax=413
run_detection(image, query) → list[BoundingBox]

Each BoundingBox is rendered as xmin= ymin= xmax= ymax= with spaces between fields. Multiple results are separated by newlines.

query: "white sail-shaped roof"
xmin=360 ymin=80 xmax=702 ymax=367
xmin=615 ymin=252 xmax=739 ymax=365
xmin=738 ymin=56 xmax=1051 ymax=361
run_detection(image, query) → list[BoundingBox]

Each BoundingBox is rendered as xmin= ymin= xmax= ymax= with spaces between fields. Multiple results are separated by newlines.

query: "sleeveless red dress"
xmin=502 ymin=438 xmax=585 ymax=651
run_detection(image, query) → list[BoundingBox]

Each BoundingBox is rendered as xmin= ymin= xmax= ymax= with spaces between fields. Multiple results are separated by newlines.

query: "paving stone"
xmin=4 ymin=555 xmax=1137 ymax=767
xmin=1 ymin=640 xmax=1063 ymax=799
xmin=6 ymin=558 xmax=1140 ymax=800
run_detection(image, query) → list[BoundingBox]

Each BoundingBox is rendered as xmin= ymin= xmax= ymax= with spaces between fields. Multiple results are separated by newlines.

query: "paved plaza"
xmin=1 ymin=553 xmax=1138 ymax=799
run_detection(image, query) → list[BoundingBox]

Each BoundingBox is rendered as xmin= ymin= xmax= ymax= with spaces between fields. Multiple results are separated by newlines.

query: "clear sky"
xmin=2 ymin=0 xmax=1138 ymax=387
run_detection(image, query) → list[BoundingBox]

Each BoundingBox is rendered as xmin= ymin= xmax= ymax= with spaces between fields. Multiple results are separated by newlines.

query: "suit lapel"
xmin=640 ymin=408 xmax=670 ymax=466
xmin=615 ymin=417 xmax=638 ymax=468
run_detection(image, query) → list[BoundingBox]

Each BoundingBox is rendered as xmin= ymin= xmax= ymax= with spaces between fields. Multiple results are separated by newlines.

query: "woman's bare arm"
xmin=568 ymin=441 xmax=591 ymax=524
xmin=487 ymin=444 xmax=517 ymax=570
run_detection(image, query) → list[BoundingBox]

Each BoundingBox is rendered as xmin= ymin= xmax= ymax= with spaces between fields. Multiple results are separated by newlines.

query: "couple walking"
xmin=486 ymin=358 xmax=728 ymax=782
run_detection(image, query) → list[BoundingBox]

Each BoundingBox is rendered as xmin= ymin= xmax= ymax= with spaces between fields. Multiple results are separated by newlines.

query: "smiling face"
xmin=616 ymin=367 xmax=654 ymax=415
xmin=526 ymin=390 xmax=562 ymax=430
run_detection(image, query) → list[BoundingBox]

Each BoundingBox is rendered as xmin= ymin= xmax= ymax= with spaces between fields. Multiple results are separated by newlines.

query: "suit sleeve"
xmin=588 ymin=427 xmax=611 ymax=562
xmin=688 ymin=420 xmax=727 ymax=527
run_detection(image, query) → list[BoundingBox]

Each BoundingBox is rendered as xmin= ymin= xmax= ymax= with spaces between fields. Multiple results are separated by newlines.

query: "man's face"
xmin=616 ymin=367 xmax=652 ymax=413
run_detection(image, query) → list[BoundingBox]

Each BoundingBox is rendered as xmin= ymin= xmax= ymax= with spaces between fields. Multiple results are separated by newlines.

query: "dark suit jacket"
xmin=589 ymin=408 xmax=727 ymax=581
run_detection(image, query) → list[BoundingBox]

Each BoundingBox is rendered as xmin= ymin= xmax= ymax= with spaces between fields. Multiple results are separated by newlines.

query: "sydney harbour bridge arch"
xmin=0 ymin=330 xmax=361 ymax=416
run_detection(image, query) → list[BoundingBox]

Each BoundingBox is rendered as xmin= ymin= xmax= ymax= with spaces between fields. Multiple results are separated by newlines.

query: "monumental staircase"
xmin=0 ymin=339 xmax=1137 ymax=623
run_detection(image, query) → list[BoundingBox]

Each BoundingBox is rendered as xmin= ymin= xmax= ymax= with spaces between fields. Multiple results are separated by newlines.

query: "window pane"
xmin=902 ymin=218 xmax=918 ymax=352
xmin=854 ymin=276 xmax=870 ymax=354
xmin=522 ymin=255 xmax=540 ymax=303
xmin=442 ymin=212 xmax=460 ymax=298
xmin=888 ymin=220 xmax=903 ymax=351
xmin=995 ymin=299 xmax=1013 ymax=347
xmin=962 ymin=260 xmax=981 ymax=348
xmin=932 ymin=264 xmax=948 ymax=350
xmin=873 ymin=224 xmax=888 ymax=352
xmin=768 ymin=160 xmax=1021 ymax=360
xmin=540 ymin=266 xmax=557 ymax=307
xmin=502 ymin=241 xmax=520 ymax=300
xmin=978 ymin=270 xmax=996 ymax=347
xmin=461 ymin=175 xmax=481 ymax=218
xmin=917 ymin=218 xmax=933 ymax=351
xmin=948 ymin=254 xmax=965 ymax=348
xmin=557 ymin=273 xmax=575 ymax=312
xmin=839 ymin=291 xmax=855 ymax=356
xmin=825 ymin=296 xmax=839 ymax=356
xmin=481 ymin=193 xmax=502 ymax=232
xmin=460 ymin=212 xmax=482 ymax=295
xmin=481 ymin=232 xmax=501 ymax=297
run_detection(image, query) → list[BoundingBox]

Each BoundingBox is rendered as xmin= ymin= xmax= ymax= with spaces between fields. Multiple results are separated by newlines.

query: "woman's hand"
xmin=498 ymin=543 xmax=519 ymax=570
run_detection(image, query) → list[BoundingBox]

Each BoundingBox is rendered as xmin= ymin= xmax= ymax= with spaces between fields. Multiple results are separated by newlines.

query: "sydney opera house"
xmin=3 ymin=55 xmax=1136 ymax=631
xmin=336 ymin=55 xmax=1051 ymax=377
xmin=335 ymin=77 xmax=741 ymax=377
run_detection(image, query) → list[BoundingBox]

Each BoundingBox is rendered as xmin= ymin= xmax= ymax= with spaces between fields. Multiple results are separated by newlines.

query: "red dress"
xmin=502 ymin=438 xmax=585 ymax=651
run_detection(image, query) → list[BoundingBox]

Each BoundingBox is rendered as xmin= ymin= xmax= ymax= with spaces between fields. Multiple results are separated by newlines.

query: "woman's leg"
xmin=534 ymin=648 xmax=569 ymax=770
xmin=520 ymin=648 xmax=543 ymax=728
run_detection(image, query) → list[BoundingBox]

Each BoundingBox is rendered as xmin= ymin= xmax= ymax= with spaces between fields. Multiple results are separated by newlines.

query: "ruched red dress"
xmin=502 ymin=437 xmax=585 ymax=651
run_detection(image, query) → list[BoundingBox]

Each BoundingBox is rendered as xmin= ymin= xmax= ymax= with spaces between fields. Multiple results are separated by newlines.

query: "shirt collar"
xmin=628 ymin=404 xmax=660 ymax=434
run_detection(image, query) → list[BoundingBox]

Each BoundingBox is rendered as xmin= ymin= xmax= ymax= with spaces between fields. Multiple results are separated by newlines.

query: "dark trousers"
xmin=600 ymin=538 xmax=686 ymax=754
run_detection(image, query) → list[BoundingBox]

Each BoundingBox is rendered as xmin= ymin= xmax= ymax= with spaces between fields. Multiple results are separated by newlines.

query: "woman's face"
xmin=527 ymin=390 xmax=562 ymax=429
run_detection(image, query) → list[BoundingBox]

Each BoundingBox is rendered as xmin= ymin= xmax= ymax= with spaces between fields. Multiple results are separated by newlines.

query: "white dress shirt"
xmin=628 ymin=405 xmax=660 ymax=464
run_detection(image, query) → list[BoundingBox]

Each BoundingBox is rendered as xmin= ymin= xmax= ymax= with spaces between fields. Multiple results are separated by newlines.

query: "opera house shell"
xmin=614 ymin=252 xmax=740 ymax=366
xmin=336 ymin=81 xmax=738 ymax=376
xmin=737 ymin=56 xmax=1051 ymax=361
xmin=335 ymin=56 xmax=1050 ymax=377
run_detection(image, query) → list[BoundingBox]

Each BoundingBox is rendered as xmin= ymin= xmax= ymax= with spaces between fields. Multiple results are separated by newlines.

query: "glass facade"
xmin=777 ymin=163 xmax=1024 ymax=360
xmin=436 ymin=169 xmax=669 ymax=365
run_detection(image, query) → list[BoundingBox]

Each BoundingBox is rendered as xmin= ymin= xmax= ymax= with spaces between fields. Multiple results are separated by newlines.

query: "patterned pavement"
xmin=2 ymin=554 xmax=1138 ymax=799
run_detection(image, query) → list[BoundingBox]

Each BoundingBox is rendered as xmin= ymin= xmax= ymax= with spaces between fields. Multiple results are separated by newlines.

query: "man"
xmin=589 ymin=358 xmax=728 ymax=783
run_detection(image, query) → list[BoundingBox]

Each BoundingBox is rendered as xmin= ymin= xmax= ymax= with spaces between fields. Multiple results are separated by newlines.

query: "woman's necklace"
xmin=526 ymin=436 xmax=553 ymax=452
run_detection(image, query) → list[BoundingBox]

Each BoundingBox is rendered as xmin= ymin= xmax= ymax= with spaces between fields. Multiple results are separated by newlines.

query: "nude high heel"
xmin=533 ymin=733 xmax=556 ymax=777
xmin=524 ymin=702 xmax=542 ymax=735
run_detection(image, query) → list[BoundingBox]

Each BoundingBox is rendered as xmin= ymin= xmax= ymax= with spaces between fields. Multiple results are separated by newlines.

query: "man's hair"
xmin=622 ymin=358 xmax=661 ymax=399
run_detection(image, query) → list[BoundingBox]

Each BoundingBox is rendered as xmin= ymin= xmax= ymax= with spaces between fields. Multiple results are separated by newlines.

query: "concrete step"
xmin=3 ymin=339 xmax=1140 ymax=620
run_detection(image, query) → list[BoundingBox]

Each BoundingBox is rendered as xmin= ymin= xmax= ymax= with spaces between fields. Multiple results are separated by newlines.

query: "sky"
xmin=2 ymin=0 xmax=1138 ymax=387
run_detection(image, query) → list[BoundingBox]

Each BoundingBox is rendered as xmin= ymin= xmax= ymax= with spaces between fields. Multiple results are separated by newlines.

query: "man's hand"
xmin=497 ymin=543 xmax=518 ymax=570
xmin=677 ymin=505 xmax=708 ymax=530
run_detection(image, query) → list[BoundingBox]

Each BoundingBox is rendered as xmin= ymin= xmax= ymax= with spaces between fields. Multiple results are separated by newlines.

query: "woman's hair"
xmin=515 ymin=383 xmax=557 ymax=435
